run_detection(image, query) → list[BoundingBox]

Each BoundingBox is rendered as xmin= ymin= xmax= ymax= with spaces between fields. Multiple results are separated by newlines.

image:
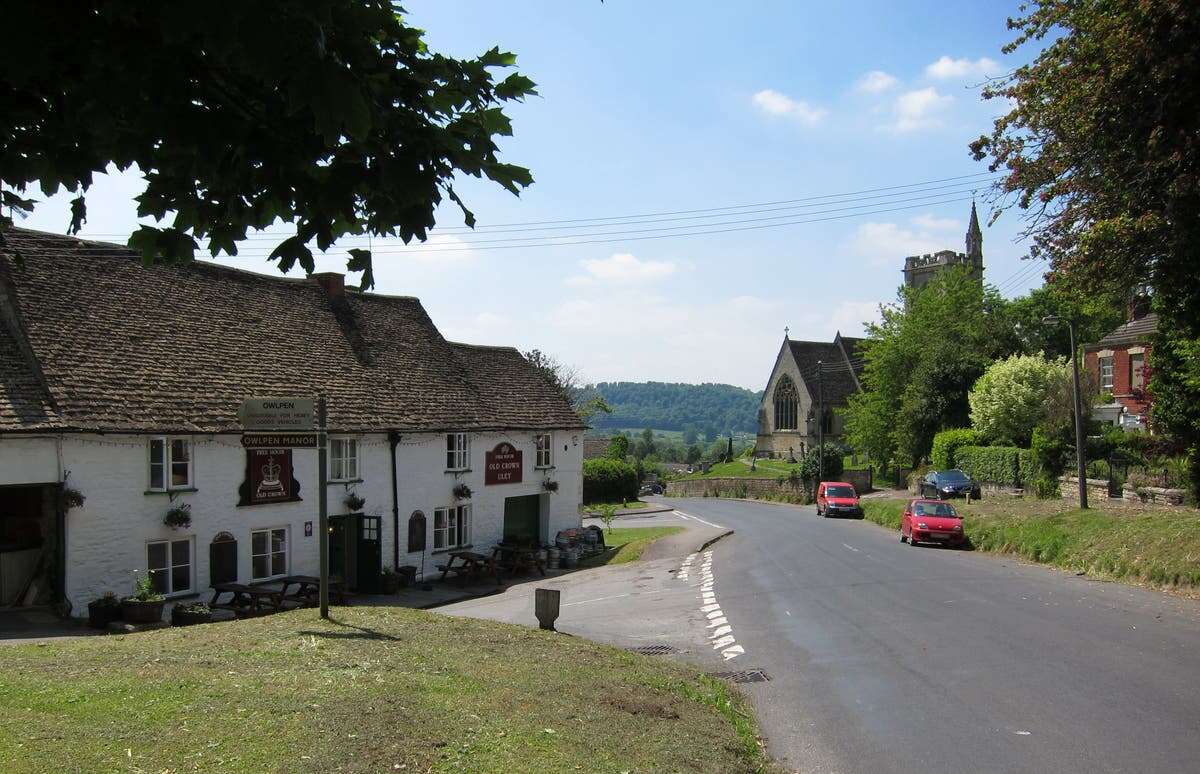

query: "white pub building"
xmin=0 ymin=228 xmax=585 ymax=615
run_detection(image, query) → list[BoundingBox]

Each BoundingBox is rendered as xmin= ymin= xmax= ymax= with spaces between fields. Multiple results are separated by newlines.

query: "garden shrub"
xmin=956 ymin=445 xmax=1021 ymax=487
xmin=931 ymin=428 xmax=982 ymax=470
xmin=582 ymin=458 xmax=639 ymax=503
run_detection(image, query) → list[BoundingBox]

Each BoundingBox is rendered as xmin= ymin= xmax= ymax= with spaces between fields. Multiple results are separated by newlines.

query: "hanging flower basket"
xmin=452 ymin=483 xmax=473 ymax=500
xmin=163 ymin=503 xmax=192 ymax=530
xmin=542 ymin=479 xmax=559 ymax=493
xmin=344 ymin=492 xmax=367 ymax=512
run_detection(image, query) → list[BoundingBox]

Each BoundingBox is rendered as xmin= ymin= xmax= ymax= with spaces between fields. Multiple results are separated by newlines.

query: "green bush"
xmin=582 ymin=458 xmax=639 ymax=504
xmin=804 ymin=442 xmax=844 ymax=484
xmin=956 ymin=445 xmax=1022 ymax=487
xmin=931 ymin=428 xmax=982 ymax=470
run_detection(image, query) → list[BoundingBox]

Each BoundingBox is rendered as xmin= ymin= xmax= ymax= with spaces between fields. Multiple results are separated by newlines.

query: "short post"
xmin=534 ymin=587 xmax=560 ymax=631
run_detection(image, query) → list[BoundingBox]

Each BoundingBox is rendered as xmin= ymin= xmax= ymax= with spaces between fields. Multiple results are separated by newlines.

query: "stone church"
xmin=753 ymin=332 xmax=865 ymax=459
xmin=902 ymin=201 xmax=984 ymax=289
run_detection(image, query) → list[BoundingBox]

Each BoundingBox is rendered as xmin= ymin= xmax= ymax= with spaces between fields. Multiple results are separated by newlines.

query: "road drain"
xmin=628 ymin=644 xmax=680 ymax=656
xmin=711 ymin=668 xmax=771 ymax=684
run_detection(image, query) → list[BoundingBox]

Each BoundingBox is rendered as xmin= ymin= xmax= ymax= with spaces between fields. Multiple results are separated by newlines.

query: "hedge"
xmin=582 ymin=458 xmax=639 ymax=503
xmin=931 ymin=428 xmax=982 ymax=470
xmin=955 ymin=445 xmax=1021 ymax=487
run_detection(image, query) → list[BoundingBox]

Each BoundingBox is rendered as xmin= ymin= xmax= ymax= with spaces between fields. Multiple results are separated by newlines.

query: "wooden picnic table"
xmin=277 ymin=574 xmax=349 ymax=606
xmin=209 ymin=582 xmax=286 ymax=616
xmin=437 ymin=550 xmax=500 ymax=586
xmin=492 ymin=545 xmax=546 ymax=578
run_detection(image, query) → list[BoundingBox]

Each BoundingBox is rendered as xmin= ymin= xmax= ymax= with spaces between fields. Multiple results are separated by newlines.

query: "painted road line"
xmin=561 ymin=593 xmax=631 ymax=607
xmin=674 ymin=510 xmax=727 ymax=530
xmin=676 ymin=548 xmax=744 ymax=661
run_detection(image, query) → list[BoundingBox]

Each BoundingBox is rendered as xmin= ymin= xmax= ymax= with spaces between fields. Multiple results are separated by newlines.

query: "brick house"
xmin=0 ymin=228 xmax=585 ymax=616
xmin=1083 ymin=312 xmax=1158 ymax=430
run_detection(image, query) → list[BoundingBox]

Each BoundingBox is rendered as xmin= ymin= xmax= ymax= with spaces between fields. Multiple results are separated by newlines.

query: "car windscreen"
xmin=825 ymin=486 xmax=856 ymax=498
xmin=915 ymin=503 xmax=958 ymax=517
xmin=940 ymin=470 xmax=970 ymax=483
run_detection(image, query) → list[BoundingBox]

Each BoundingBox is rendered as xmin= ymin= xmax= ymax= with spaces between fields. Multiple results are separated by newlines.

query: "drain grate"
xmin=628 ymin=644 xmax=680 ymax=656
xmin=711 ymin=668 xmax=771 ymax=684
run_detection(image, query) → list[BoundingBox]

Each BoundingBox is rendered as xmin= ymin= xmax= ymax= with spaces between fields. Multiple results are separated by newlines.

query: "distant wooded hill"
xmin=583 ymin=382 xmax=763 ymax=435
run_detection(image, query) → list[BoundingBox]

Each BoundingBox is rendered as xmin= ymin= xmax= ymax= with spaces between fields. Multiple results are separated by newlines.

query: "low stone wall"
xmin=1059 ymin=476 xmax=1187 ymax=507
xmin=841 ymin=468 xmax=873 ymax=494
xmin=665 ymin=469 xmax=875 ymax=503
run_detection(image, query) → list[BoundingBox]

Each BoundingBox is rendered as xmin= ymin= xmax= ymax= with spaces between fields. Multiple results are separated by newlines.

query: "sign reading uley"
xmin=239 ymin=397 xmax=315 ymax=432
xmin=485 ymin=442 xmax=523 ymax=485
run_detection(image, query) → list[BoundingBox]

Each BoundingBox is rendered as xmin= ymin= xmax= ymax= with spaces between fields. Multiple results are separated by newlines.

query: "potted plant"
xmin=121 ymin=573 xmax=166 ymax=624
xmin=86 ymin=592 xmax=122 ymax=629
xmin=380 ymin=568 xmax=401 ymax=594
xmin=171 ymin=601 xmax=212 ymax=626
xmin=542 ymin=479 xmax=559 ymax=493
xmin=163 ymin=502 xmax=192 ymax=530
xmin=344 ymin=492 xmax=366 ymax=512
xmin=61 ymin=486 xmax=86 ymax=512
xmin=452 ymin=482 xmax=472 ymax=500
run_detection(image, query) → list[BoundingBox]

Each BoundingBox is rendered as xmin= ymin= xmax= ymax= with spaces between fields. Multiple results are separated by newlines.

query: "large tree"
xmin=0 ymin=2 xmax=536 ymax=286
xmin=971 ymin=0 xmax=1200 ymax=496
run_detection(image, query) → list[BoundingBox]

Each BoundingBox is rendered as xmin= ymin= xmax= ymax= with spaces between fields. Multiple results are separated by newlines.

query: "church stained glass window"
xmin=774 ymin=376 xmax=799 ymax=431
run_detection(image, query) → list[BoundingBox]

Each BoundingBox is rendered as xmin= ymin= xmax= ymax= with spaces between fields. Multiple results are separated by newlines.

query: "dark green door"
xmin=329 ymin=514 xmax=349 ymax=582
xmin=355 ymin=514 xmax=382 ymax=593
xmin=503 ymin=495 xmax=540 ymax=546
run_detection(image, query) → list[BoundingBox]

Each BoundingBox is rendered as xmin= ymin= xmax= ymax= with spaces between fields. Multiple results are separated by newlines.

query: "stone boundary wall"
xmin=1059 ymin=476 xmax=1187 ymax=507
xmin=665 ymin=468 xmax=875 ymax=502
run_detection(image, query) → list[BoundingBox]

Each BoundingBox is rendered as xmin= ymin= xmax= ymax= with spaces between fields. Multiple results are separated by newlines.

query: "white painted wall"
xmin=1 ymin=429 xmax=582 ymax=615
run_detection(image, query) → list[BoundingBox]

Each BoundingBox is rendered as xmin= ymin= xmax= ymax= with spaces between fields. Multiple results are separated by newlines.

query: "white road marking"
xmin=674 ymin=510 xmax=727 ymax=529
xmin=674 ymin=544 xmax=744 ymax=661
xmin=561 ymin=593 xmax=631 ymax=607
xmin=721 ymin=645 xmax=744 ymax=661
xmin=1012 ymin=731 xmax=1032 ymax=736
xmin=842 ymin=543 xmax=860 ymax=552
xmin=711 ymin=635 xmax=736 ymax=649
xmin=709 ymin=625 xmax=732 ymax=638
xmin=706 ymin=610 xmax=724 ymax=620
xmin=706 ymin=617 xmax=728 ymax=627
xmin=701 ymin=603 xmax=722 ymax=613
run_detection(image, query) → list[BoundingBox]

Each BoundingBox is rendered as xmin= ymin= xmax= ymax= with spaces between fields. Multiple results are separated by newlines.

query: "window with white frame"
xmin=149 ymin=437 xmax=193 ymax=491
xmin=330 ymin=438 xmax=359 ymax=481
xmin=446 ymin=432 xmax=470 ymax=471
xmin=535 ymin=433 xmax=553 ymax=468
xmin=433 ymin=505 xmax=471 ymax=551
xmin=147 ymin=538 xmax=192 ymax=595
xmin=251 ymin=527 xmax=289 ymax=580
xmin=1099 ymin=356 xmax=1115 ymax=391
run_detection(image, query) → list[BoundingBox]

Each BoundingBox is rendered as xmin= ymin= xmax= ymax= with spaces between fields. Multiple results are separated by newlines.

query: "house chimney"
xmin=311 ymin=272 xmax=345 ymax=299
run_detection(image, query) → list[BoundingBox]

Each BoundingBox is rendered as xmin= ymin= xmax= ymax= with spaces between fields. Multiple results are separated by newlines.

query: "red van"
xmin=816 ymin=481 xmax=862 ymax=518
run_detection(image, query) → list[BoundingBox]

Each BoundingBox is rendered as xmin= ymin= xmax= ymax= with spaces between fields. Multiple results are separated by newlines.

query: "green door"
xmin=355 ymin=514 xmax=382 ymax=593
xmin=503 ymin=495 xmax=540 ymax=546
xmin=329 ymin=514 xmax=350 ymax=583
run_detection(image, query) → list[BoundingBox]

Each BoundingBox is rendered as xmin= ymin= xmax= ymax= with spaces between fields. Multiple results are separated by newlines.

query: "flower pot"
xmin=171 ymin=607 xmax=212 ymax=627
xmin=87 ymin=601 xmax=122 ymax=630
xmin=380 ymin=574 xmax=401 ymax=594
xmin=121 ymin=599 xmax=165 ymax=624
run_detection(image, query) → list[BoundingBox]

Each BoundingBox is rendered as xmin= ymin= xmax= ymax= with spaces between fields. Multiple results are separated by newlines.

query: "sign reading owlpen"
xmin=485 ymin=442 xmax=523 ymax=485
xmin=238 ymin=397 xmax=315 ymax=432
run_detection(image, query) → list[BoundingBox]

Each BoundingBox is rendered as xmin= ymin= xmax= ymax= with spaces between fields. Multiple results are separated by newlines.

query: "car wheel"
xmin=909 ymin=534 xmax=920 ymax=547
xmin=900 ymin=531 xmax=907 ymax=543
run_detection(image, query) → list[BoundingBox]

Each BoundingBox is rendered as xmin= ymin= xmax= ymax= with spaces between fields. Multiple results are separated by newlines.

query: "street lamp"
xmin=1043 ymin=314 xmax=1088 ymax=509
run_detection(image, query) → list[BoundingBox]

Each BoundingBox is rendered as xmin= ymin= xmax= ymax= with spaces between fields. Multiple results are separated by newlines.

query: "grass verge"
xmin=579 ymin=500 xmax=650 ymax=513
xmin=0 ymin=606 xmax=774 ymax=773
xmin=862 ymin=497 xmax=1200 ymax=588
xmin=581 ymin=526 xmax=685 ymax=567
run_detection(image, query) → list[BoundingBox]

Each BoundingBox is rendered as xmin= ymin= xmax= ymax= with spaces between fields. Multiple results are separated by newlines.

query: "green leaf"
xmin=347 ymin=248 xmax=375 ymax=290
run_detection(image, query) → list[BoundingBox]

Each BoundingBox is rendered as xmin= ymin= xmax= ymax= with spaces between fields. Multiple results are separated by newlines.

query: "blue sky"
xmin=21 ymin=0 xmax=1041 ymax=389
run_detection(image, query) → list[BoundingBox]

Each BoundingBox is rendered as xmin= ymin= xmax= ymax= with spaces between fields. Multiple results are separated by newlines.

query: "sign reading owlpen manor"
xmin=486 ymin=442 xmax=523 ymax=485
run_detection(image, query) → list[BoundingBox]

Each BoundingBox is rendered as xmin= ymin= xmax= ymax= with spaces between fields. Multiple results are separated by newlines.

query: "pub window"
xmin=251 ymin=527 xmax=288 ymax=580
xmin=330 ymin=438 xmax=359 ymax=481
xmin=446 ymin=433 xmax=470 ymax=471
xmin=433 ymin=505 xmax=471 ymax=551
xmin=147 ymin=537 xmax=192 ymax=595
xmin=1130 ymin=353 xmax=1145 ymax=390
xmin=535 ymin=433 xmax=553 ymax=468
xmin=149 ymin=437 xmax=193 ymax=491
xmin=1099 ymin=356 xmax=1114 ymax=391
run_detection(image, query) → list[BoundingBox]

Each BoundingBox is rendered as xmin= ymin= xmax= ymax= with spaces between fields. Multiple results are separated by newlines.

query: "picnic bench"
xmin=437 ymin=550 xmax=500 ymax=586
xmin=492 ymin=544 xmax=546 ymax=578
xmin=209 ymin=582 xmax=287 ymax=617
xmin=277 ymin=574 xmax=350 ymax=606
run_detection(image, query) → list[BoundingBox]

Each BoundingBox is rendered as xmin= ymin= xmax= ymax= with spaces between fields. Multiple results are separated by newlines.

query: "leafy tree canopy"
xmin=968 ymin=353 xmax=1069 ymax=447
xmin=0 ymin=1 xmax=536 ymax=287
xmin=586 ymin=382 xmax=762 ymax=434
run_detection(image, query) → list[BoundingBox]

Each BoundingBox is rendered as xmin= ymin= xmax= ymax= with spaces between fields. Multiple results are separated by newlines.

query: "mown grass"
xmin=678 ymin=458 xmax=803 ymax=480
xmin=579 ymin=499 xmax=650 ymax=513
xmin=862 ymin=497 xmax=1200 ymax=588
xmin=581 ymin=526 xmax=685 ymax=567
xmin=0 ymin=606 xmax=774 ymax=773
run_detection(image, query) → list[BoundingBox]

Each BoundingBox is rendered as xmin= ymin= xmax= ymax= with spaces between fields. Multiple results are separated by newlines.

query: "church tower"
xmin=965 ymin=200 xmax=983 ymax=272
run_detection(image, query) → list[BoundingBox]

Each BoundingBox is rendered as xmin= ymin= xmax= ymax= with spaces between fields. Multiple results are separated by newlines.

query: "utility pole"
xmin=1068 ymin=320 xmax=1088 ymax=509
xmin=317 ymin=395 xmax=330 ymax=618
xmin=817 ymin=360 xmax=825 ymax=482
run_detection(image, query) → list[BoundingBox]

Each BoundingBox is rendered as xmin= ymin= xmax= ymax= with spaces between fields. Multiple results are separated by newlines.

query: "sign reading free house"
xmin=239 ymin=398 xmax=315 ymax=432
xmin=485 ymin=442 xmax=523 ymax=485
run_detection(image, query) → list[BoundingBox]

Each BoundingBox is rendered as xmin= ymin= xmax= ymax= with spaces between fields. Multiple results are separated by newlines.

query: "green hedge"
xmin=582 ymin=458 xmax=639 ymax=503
xmin=931 ymin=428 xmax=982 ymax=470
xmin=956 ymin=445 xmax=1021 ymax=487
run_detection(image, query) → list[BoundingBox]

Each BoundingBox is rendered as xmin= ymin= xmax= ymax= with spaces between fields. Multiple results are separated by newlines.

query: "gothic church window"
xmin=774 ymin=376 xmax=799 ymax=431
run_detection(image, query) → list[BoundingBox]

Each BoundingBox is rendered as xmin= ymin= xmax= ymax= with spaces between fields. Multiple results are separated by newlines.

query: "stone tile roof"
xmin=0 ymin=228 xmax=584 ymax=433
xmin=788 ymin=339 xmax=860 ymax=405
xmin=1093 ymin=313 xmax=1159 ymax=348
xmin=0 ymin=317 xmax=61 ymax=430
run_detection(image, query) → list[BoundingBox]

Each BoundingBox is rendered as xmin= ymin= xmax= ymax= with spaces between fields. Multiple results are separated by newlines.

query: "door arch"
xmin=209 ymin=532 xmax=237 ymax=586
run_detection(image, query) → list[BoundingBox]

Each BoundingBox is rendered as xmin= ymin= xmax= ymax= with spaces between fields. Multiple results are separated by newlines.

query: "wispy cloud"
xmin=911 ymin=213 xmax=961 ymax=231
xmin=855 ymin=70 xmax=898 ymax=94
xmin=925 ymin=55 xmax=1000 ymax=80
xmin=751 ymin=89 xmax=828 ymax=126
xmin=850 ymin=213 xmax=963 ymax=266
xmin=889 ymin=87 xmax=953 ymax=132
xmin=565 ymin=252 xmax=677 ymax=287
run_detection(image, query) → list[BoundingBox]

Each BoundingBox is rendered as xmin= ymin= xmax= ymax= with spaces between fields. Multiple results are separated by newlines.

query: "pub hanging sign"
xmin=485 ymin=442 xmax=523 ymax=486
xmin=238 ymin=448 xmax=303 ymax=506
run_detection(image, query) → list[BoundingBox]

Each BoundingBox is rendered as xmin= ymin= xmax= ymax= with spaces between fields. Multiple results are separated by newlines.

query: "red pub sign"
xmin=485 ymin=442 xmax=523 ymax=485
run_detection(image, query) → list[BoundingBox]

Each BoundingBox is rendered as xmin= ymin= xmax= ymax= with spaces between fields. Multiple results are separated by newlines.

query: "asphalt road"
xmin=668 ymin=496 xmax=1200 ymax=774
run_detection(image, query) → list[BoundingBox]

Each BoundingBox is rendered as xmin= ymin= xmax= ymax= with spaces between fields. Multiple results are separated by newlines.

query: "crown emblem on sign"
xmin=257 ymin=455 xmax=285 ymax=497
xmin=262 ymin=459 xmax=281 ymax=483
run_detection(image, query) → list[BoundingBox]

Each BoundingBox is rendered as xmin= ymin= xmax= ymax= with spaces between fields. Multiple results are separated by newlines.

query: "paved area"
xmin=0 ymin=608 xmax=98 ymax=645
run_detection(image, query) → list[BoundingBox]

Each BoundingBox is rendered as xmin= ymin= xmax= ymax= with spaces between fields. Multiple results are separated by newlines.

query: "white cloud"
xmin=911 ymin=213 xmax=961 ymax=231
xmin=850 ymin=216 xmax=960 ymax=266
xmin=751 ymin=89 xmax=828 ymax=126
xmin=855 ymin=70 xmax=898 ymax=94
xmin=925 ymin=55 xmax=1000 ymax=80
xmin=566 ymin=252 xmax=676 ymax=286
xmin=890 ymin=87 xmax=953 ymax=132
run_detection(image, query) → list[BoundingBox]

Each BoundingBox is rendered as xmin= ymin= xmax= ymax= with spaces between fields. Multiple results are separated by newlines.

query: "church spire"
xmin=965 ymin=199 xmax=983 ymax=266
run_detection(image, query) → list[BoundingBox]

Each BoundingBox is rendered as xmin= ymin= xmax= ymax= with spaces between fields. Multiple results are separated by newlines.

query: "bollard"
xmin=535 ymin=587 xmax=560 ymax=631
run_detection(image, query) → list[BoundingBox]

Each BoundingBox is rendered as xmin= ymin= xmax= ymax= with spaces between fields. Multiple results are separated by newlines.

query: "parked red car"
xmin=901 ymin=499 xmax=965 ymax=547
xmin=816 ymin=481 xmax=862 ymax=518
